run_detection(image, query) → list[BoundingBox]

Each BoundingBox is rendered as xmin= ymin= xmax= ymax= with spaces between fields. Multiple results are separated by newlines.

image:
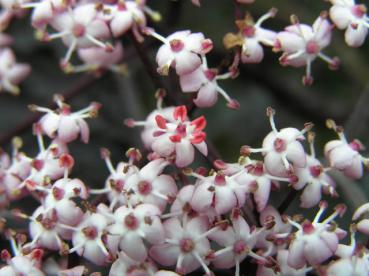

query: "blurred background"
xmin=1 ymin=0 xmax=369 ymax=274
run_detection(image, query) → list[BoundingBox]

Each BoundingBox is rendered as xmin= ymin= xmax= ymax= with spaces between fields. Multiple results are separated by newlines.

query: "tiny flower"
xmin=324 ymin=119 xmax=367 ymax=179
xmin=247 ymin=107 xmax=311 ymax=177
xmin=109 ymin=251 xmax=157 ymax=276
xmin=149 ymin=215 xmax=215 ymax=275
xmin=274 ymin=13 xmax=339 ymax=85
xmin=147 ymin=105 xmax=208 ymax=167
xmin=352 ymin=203 xmax=369 ymax=235
xmin=286 ymin=202 xmax=346 ymax=269
xmin=223 ymin=8 xmax=277 ymax=64
xmin=30 ymin=95 xmax=101 ymax=144
xmin=179 ymin=55 xmax=239 ymax=109
xmin=146 ymin=29 xmax=213 ymax=75
xmin=329 ymin=0 xmax=369 ymax=47
xmin=0 ymin=47 xmax=31 ymax=95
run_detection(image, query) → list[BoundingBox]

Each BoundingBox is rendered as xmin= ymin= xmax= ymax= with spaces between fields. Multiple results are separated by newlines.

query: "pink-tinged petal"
xmin=214 ymin=187 xmax=237 ymax=214
xmin=139 ymin=158 xmax=168 ymax=181
xmin=357 ymin=219 xmax=369 ymax=235
xmin=184 ymin=32 xmax=205 ymax=52
xmin=76 ymin=118 xmax=89 ymax=144
xmin=155 ymin=271 xmax=180 ymax=276
xmin=57 ymin=116 xmax=80 ymax=143
xmin=40 ymin=113 xmax=60 ymax=138
xmin=234 ymin=216 xmax=251 ymax=240
xmin=186 ymin=216 xmax=209 ymax=236
xmin=193 ymin=82 xmax=218 ymax=107
xmin=300 ymin=181 xmax=321 ymax=208
xmin=7 ymin=63 xmax=31 ymax=84
xmin=193 ymin=141 xmax=208 ymax=156
xmin=213 ymin=251 xmax=235 ymax=269
xmin=120 ymin=233 xmax=147 ymax=262
xmin=329 ymin=146 xmax=357 ymax=169
xmin=79 ymin=241 xmax=108 ymax=265
xmin=264 ymin=151 xmax=288 ymax=177
xmin=287 ymin=239 xmax=306 ymax=269
xmin=151 ymin=135 xmax=175 ymax=157
xmin=345 ymin=24 xmax=368 ymax=48
xmin=179 ymin=66 xmax=206 ymax=92
xmin=329 ymin=6 xmax=351 ymax=29
xmin=175 ymin=139 xmax=194 ymax=167
xmin=304 ymin=235 xmax=333 ymax=265
xmin=324 ymin=140 xmax=343 ymax=156
xmin=156 ymin=45 xmax=174 ymax=70
xmin=285 ymin=24 xmax=314 ymax=38
xmin=110 ymin=12 xmax=133 ymax=37
xmin=170 ymin=185 xmax=194 ymax=213
xmin=343 ymin=155 xmax=363 ymax=179
xmin=190 ymin=182 xmax=213 ymax=212
xmin=208 ymin=226 xmax=235 ymax=247
xmin=286 ymin=141 xmax=307 ymax=168
xmin=174 ymin=51 xmax=202 ymax=75
xmin=50 ymin=12 xmax=73 ymax=31
xmin=326 ymin=258 xmax=354 ymax=276
xmin=335 ymin=244 xmax=354 ymax=259
xmin=293 ymin=167 xmax=310 ymax=190
xmin=31 ymin=1 xmax=53 ymax=28
xmin=86 ymin=20 xmax=111 ymax=41
xmin=163 ymin=217 xmax=183 ymax=240
xmin=320 ymin=231 xmax=339 ymax=252
xmin=313 ymin=17 xmax=332 ymax=48
xmin=241 ymin=39 xmax=264 ymax=64
xmin=58 ymin=266 xmax=85 ymax=276
xmin=149 ymin=244 xmax=180 ymax=266
xmin=353 ymin=203 xmax=369 ymax=220
xmin=144 ymin=216 xmax=165 ymax=244
xmin=257 ymin=28 xmax=277 ymax=45
xmin=74 ymin=4 xmax=96 ymax=25
xmin=254 ymin=177 xmax=271 ymax=212
xmin=276 ymin=32 xmax=305 ymax=53
xmin=180 ymin=254 xmax=201 ymax=274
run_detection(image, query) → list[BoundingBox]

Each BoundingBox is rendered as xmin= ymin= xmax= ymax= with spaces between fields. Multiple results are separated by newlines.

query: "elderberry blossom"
xmin=143 ymin=105 xmax=208 ymax=168
xmin=274 ymin=13 xmax=339 ymax=85
xmin=247 ymin=107 xmax=311 ymax=177
xmin=209 ymin=209 xmax=265 ymax=275
xmin=31 ymin=95 xmax=101 ymax=144
xmin=286 ymin=202 xmax=346 ymax=269
xmin=0 ymin=0 xmax=28 ymax=31
xmin=41 ymin=3 xmax=112 ymax=67
xmin=293 ymin=132 xmax=336 ymax=208
xmin=106 ymin=203 xmax=165 ymax=262
xmin=329 ymin=0 xmax=369 ymax=47
xmin=125 ymin=158 xmax=177 ymax=212
xmin=324 ymin=119 xmax=368 ymax=179
xmin=179 ymin=55 xmax=239 ymax=109
xmin=0 ymin=47 xmax=30 ymax=95
xmin=352 ymin=203 xmax=369 ymax=235
xmin=223 ymin=9 xmax=277 ymax=64
xmin=109 ymin=251 xmax=157 ymax=276
xmin=146 ymin=29 xmax=213 ymax=75
xmin=149 ymin=215 xmax=216 ymax=275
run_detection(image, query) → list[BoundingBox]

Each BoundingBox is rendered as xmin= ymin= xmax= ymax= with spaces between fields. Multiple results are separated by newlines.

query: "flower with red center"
xmin=274 ymin=13 xmax=339 ymax=85
xmin=106 ymin=203 xmax=165 ymax=262
xmin=223 ymin=8 xmax=277 ymax=64
xmin=286 ymin=201 xmax=347 ymax=269
xmin=247 ymin=107 xmax=311 ymax=177
xmin=324 ymin=119 xmax=368 ymax=179
xmin=145 ymin=105 xmax=208 ymax=167
xmin=209 ymin=209 xmax=265 ymax=276
xmin=31 ymin=95 xmax=101 ymax=144
xmin=109 ymin=251 xmax=158 ymax=276
xmin=0 ymin=47 xmax=31 ymax=95
xmin=329 ymin=0 xmax=369 ymax=47
xmin=179 ymin=55 xmax=239 ymax=109
xmin=149 ymin=215 xmax=216 ymax=275
xmin=146 ymin=29 xmax=213 ymax=75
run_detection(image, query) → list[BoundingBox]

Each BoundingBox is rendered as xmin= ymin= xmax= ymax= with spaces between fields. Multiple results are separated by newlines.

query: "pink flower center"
xmin=233 ymin=240 xmax=248 ymax=255
xmin=309 ymin=165 xmax=322 ymax=178
xmin=302 ymin=221 xmax=315 ymax=234
xmin=273 ymin=138 xmax=286 ymax=152
xmin=352 ymin=4 xmax=366 ymax=18
xmin=41 ymin=218 xmax=57 ymax=230
xmin=179 ymin=238 xmax=195 ymax=253
xmin=204 ymin=69 xmax=217 ymax=81
xmin=175 ymin=123 xmax=187 ymax=137
xmin=61 ymin=106 xmax=71 ymax=115
xmin=306 ymin=40 xmax=320 ymax=55
xmin=170 ymin=39 xmax=184 ymax=52
xmin=138 ymin=181 xmax=152 ymax=195
xmin=349 ymin=140 xmax=362 ymax=151
xmin=215 ymin=174 xmax=226 ymax=186
xmin=52 ymin=187 xmax=65 ymax=200
xmin=242 ymin=26 xmax=255 ymax=37
xmin=72 ymin=23 xmax=86 ymax=38
xmin=124 ymin=213 xmax=139 ymax=230
xmin=82 ymin=226 xmax=98 ymax=239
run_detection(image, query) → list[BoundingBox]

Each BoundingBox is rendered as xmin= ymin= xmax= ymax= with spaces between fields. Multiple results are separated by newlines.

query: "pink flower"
xmin=109 ymin=251 xmax=157 ymax=276
xmin=32 ymin=95 xmax=101 ymax=144
xmin=329 ymin=0 xmax=369 ymax=47
xmin=179 ymin=56 xmax=239 ymax=109
xmin=209 ymin=209 xmax=265 ymax=274
xmin=247 ymin=107 xmax=310 ymax=177
xmin=0 ymin=47 xmax=30 ymax=95
xmin=286 ymin=202 xmax=346 ymax=269
xmin=148 ymin=105 xmax=208 ymax=167
xmin=324 ymin=119 xmax=367 ymax=179
xmin=44 ymin=3 xmax=112 ymax=66
xmin=147 ymin=29 xmax=213 ymax=75
xmin=353 ymin=203 xmax=369 ymax=235
xmin=149 ymin=215 xmax=215 ymax=275
xmin=274 ymin=13 xmax=339 ymax=85
xmin=224 ymin=9 xmax=277 ymax=64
